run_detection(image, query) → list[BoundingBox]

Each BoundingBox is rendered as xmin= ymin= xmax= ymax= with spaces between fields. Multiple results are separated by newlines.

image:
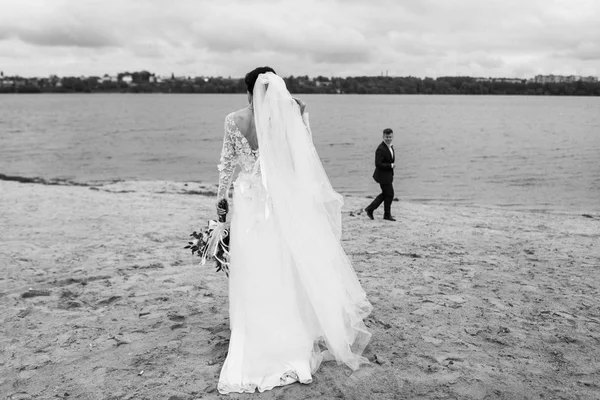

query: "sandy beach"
xmin=1 ymin=179 xmax=599 ymax=400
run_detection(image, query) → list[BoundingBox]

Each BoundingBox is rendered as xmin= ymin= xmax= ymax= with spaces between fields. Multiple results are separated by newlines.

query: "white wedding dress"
xmin=216 ymin=73 xmax=372 ymax=394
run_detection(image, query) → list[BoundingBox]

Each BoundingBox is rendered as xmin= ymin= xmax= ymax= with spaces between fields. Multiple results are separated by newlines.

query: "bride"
xmin=215 ymin=66 xmax=372 ymax=394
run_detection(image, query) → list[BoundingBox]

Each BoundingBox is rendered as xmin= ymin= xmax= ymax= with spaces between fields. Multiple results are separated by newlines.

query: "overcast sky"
xmin=0 ymin=0 xmax=598 ymax=78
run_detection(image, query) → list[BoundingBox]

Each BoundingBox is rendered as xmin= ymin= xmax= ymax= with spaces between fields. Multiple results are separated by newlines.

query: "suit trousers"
xmin=367 ymin=183 xmax=394 ymax=216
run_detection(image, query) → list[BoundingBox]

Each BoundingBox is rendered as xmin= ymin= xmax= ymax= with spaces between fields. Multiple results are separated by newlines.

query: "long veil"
xmin=252 ymin=72 xmax=372 ymax=370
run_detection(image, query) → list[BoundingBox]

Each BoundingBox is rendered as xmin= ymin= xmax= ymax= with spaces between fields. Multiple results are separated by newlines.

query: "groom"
xmin=365 ymin=128 xmax=396 ymax=221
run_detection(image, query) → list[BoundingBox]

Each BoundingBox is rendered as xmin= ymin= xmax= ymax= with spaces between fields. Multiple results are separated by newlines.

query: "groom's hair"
xmin=245 ymin=66 xmax=276 ymax=94
xmin=383 ymin=128 xmax=393 ymax=135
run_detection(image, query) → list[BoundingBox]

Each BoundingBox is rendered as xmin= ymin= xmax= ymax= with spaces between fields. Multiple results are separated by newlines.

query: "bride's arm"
xmin=216 ymin=116 xmax=237 ymax=204
xmin=293 ymin=97 xmax=312 ymax=136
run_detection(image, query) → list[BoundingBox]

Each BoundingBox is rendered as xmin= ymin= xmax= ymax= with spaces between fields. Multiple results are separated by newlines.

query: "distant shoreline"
xmin=2 ymin=92 xmax=600 ymax=97
xmin=2 ymin=75 xmax=599 ymax=96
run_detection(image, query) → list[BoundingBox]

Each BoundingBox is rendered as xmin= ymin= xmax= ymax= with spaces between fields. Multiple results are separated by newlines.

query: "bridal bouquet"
xmin=185 ymin=200 xmax=230 ymax=276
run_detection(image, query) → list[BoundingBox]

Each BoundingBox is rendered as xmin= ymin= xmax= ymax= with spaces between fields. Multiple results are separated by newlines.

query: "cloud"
xmin=459 ymin=53 xmax=505 ymax=70
xmin=131 ymin=42 xmax=166 ymax=59
xmin=0 ymin=1 xmax=119 ymax=49
xmin=14 ymin=24 xmax=118 ymax=48
xmin=556 ymin=41 xmax=600 ymax=61
xmin=0 ymin=28 xmax=10 ymax=41
xmin=191 ymin=6 xmax=371 ymax=65
xmin=0 ymin=0 xmax=599 ymax=78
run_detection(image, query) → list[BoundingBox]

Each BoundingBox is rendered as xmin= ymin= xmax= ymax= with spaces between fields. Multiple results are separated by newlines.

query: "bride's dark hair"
xmin=245 ymin=66 xmax=276 ymax=94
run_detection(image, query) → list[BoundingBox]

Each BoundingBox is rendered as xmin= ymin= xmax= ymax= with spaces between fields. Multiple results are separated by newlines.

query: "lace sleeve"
xmin=217 ymin=115 xmax=237 ymax=200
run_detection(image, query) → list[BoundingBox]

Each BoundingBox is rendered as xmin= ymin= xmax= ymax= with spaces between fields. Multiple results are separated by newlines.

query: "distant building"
xmin=534 ymin=75 xmax=555 ymax=83
xmin=501 ymin=78 xmax=524 ymax=84
xmin=474 ymin=77 xmax=524 ymax=84
xmin=100 ymin=75 xmax=118 ymax=83
xmin=315 ymin=80 xmax=332 ymax=87
xmin=533 ymin=74 xmax=599 ymax=84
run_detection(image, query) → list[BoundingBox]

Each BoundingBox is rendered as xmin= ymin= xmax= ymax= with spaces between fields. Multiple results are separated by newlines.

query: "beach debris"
xmin=374 ymin=354 xmax=390 ymax=365
xmin=138 ymin=370 xmax=144 ymax=376
xmin=139 ymin=310 xmax=151 ymax=317
xmin=395 ymin=250 xmax=422 ymax=258
xmin=109 ymin=335 xmax=131 ymax=346
xmin=205 ymin=384 xmax=217 ymax=393
xmin=167 ymin=312 xmax=186 ymax=322
xmin=464 ymin=327 xmax=481 ymax=336
xmin=17 ymin=307 xmax=33 ymax=318
xmin=21 ymin=289 xmax=51 ymax=298
xmin=436 ymin=354 xmax=466 ymax=365
xmin=366 ymin=316 xmax=393 ymax=330
xmin=498 ymin=326 xmax=510 ymax=334
xmin=425 ymin=364 xmax=440 ymax=373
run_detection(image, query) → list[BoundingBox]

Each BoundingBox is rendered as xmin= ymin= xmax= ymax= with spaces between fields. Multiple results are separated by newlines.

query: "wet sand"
xmin=1 ymin=180 xmax=599 ymax=399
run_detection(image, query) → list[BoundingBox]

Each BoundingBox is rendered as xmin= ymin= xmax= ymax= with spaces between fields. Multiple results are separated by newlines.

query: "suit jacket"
xmin=372 ymin=141 xmax=395 ymax=184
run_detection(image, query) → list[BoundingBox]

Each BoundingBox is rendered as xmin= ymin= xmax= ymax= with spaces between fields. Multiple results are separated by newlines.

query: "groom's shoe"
xmin=383 ymin=214 xmax=396 ymax=222
xmin=365 ymin=208 xmax=374 ymax=220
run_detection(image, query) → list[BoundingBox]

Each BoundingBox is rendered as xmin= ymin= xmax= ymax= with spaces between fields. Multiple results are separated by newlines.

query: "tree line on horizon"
xmin=1 ymin=71 xmax=600 ymax=96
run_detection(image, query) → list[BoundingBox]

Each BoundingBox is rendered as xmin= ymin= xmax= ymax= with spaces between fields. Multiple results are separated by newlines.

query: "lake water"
xmin=1 ymin=94 xmax=599 ymax=214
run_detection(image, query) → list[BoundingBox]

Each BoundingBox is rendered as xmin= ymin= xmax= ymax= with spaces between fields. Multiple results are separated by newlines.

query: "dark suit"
xmin=367 ymin=141 xmax=395 ymax=216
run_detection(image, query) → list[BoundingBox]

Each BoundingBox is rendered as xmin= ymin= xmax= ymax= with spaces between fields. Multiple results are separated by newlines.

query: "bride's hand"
xmin=292 ymin=97 xmax=306 ymax=115
xmin=216 ymin=199 xmax=228 ymax=218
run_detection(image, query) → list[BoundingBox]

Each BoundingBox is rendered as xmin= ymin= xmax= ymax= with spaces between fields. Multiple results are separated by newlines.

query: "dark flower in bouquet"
xmin=185 ymin=199 xmax=230 ymax=276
